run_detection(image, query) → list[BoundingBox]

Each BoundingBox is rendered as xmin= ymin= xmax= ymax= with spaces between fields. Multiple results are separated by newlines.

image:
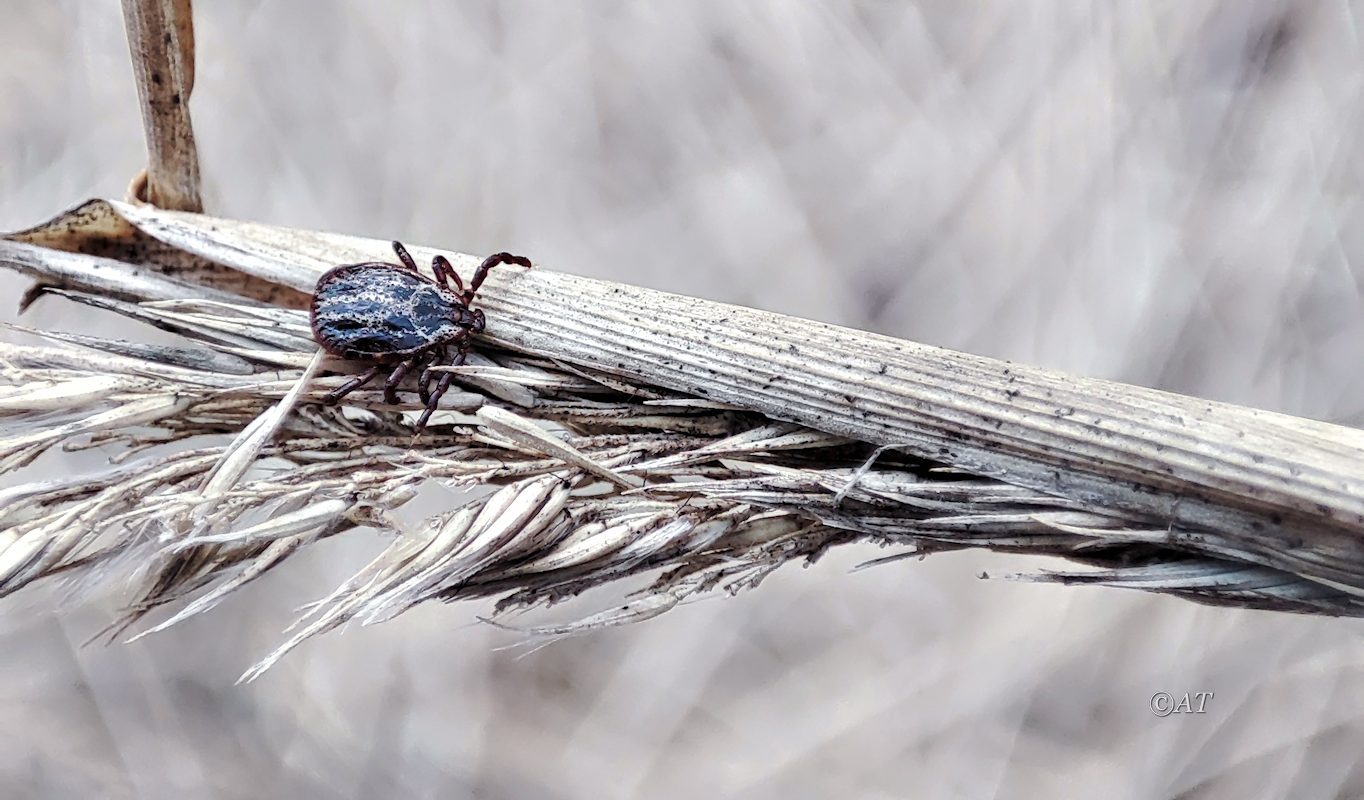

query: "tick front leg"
xmin=391 ymin=241 xmax=419 ymax=272
xmin=325 ymin=365 xmax=382 ymax=404
xmin=431 ymin=255 xmax=464 ymax=294
xmin=383 ymin=357 xmax=420 ymax=405
xmin=463 ymin=252 xmax=533 ymax=304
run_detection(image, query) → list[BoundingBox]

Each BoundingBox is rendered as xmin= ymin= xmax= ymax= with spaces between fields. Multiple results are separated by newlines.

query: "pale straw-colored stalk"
xmin=2 ymin=199 xmax=1363 ymax=680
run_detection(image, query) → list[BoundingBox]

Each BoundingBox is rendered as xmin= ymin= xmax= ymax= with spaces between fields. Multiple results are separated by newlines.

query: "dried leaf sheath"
xmin=2 ymin=199 xmax=1364 ymax=678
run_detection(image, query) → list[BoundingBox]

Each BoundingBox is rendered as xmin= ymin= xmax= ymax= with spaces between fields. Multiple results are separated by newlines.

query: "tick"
xmin=310 ymin=241 xmax=532 ymax=431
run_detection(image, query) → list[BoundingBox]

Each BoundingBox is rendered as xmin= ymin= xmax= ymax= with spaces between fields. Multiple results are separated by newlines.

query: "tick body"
xmin=310 ymin=241 xmax=531 ymax=431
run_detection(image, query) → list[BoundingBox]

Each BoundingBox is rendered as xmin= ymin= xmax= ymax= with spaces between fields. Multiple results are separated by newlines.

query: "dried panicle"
xmin=2 ymin=200 xmax=1362 ymax=680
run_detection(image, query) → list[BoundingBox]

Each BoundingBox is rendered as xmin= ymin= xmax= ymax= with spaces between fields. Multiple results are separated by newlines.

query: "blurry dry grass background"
xmin=4 ymin=2 xmax=1364 ymax=798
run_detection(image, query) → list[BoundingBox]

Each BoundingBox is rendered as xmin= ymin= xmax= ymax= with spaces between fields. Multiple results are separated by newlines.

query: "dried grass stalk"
xmin=121 ymin=0 xmax=202 ymax=211
xmin=3 ymin=199 xmax=1363 ymax=680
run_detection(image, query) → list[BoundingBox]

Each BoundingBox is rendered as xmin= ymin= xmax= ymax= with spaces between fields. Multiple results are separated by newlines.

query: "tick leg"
xmin=414 ymin=374 xmax=455 ymax=432
xmin=383 ymin=357 xmax=420 ymax=405
xmin=326 ymin=365 xmax=382 ymax=404
xmin=391 ymin=241 xmax=419 ymax=272
xmin=431 ymin=255 xmax=463 ymax=294
xmin=449 ymin=340 xmax=471 ymax=368
xmin=463 ymin=252 xmax=533 ymax=304
xmin=417 ymin=346 xmax=446 ymax=405
xmin=415 ymin=339 xmax=470 ymax=432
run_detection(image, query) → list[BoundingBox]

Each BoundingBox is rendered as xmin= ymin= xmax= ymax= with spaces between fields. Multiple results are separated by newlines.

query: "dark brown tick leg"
xmin=463 ymin=252 xmax=533 ymax=304
xmin=417 ymin=346 xmax=446 ymax=405
xmin=431 ymin=255 xmax=462 ymax=294
xmin=391 ymin=241 xmax=419 ymax=272
xmin=449 ymin=339 xmax=472 ymax=367
xmin=383 ymin=357 xmax=419 ymax=405
xmin=326 ymin=365 xmax=382 ymax=404
xmin=415 ymin=338 xmax=470 ymax=432
xmin=415 ymin=372 xmax=456 ymax=432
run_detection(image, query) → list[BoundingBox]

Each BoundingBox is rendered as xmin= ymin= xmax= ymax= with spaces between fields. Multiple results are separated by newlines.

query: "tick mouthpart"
xmin=452 ymin=306 xmax=484 ymax=332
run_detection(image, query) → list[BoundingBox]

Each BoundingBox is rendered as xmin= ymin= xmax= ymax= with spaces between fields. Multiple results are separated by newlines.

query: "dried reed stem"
xmin=121 ymin=0 xmax=202 ymax=212
xmin=2 ymin=199 xmax=1363 ymax=678
xmin=480 ymin=271 xmax=1364 ymax=595
xmin=116 ymin=203 xmax=1364 ymax=596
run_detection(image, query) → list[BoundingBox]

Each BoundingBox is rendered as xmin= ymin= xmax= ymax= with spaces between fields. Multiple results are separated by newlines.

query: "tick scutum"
xmin=312 ymin=265 xmax=465 ymax=360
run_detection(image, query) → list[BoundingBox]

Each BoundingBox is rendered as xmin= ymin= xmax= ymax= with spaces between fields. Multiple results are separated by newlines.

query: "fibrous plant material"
xmin=120 ymin=0 xmax=202 ymax=212
xmin=2 ymin=199 xmax=1363 ymax=680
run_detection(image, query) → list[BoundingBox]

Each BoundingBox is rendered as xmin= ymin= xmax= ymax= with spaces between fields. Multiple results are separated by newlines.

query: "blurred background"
xmin=4 ymin=2 xmax=1364 ymax=798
